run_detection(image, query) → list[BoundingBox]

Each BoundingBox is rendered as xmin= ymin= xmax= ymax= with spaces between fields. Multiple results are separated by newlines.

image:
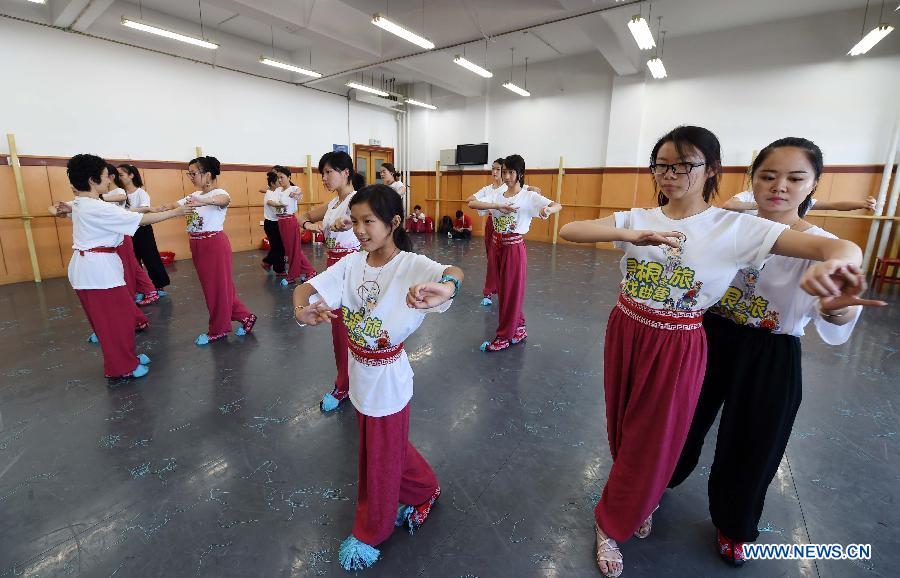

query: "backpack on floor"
xmin=438 ymin=215 xmax=453 ymax=234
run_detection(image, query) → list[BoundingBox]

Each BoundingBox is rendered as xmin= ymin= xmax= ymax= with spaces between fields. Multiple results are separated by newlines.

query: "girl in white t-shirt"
xmin=667 ymin=138 xmax=886 ymax=566
xmin=468 ymin=154 xmax=561 ymax=351
xmin=154 ymin=156 xmax=256 ymax=345
xmin=272 ymin=165 xmax=316 ymax=286
xmin=57 ymin=154 xmax=187 ymax=380
xmin=117 ymin=164 xmax=170 ymax=302
xmin=260 ymin=170 xmax=288 ymax=277
xmin=467 ymin=159 xmax=546 ymax=307
xmin=293 ymin=184 xmax=462 ymax=571
xmin=559 ymin=126 xmax=866 ymax=578
xmin=107 ymin=165 xmax=157 ymax=306
xmin=380 ymin=162 xmax=407 ymax=212
xmin=296 ymin=151 xmax=363 ymax=411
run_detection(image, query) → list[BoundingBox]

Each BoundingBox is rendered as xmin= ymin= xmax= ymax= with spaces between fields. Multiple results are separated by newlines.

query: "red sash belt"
xmin=348 ymin=340 xmax=404 ymax=366
xmin=615 ymin=294 xmax=703 ymax=331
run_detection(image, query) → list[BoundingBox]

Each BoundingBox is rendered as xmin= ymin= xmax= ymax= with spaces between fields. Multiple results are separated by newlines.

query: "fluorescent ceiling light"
xmin=346 ymin=82 xmax=390 ymax=97
xmin=121 ymin=17 xmax=218 ymax=49
xmin=372 ymin=13 xmax=435 ymax=50
xmin=628 ymin=15 xmax=656 ymax=50
xmin=848 ymin=24 xmax=894 ymax=56
xmin=406 ymin=99 xmax=437 ymax=110
xmin=259 ymin=56 xmax=322 ymax=78
xmin=502 ymin=82 xmax=530 ymax=97
xmin=453 ymin=55 xmax=493 ymax=78
xmin=647 ymin=57 xmax=667 ymax=79
xmin=27 ymin=0 xmax=47 ymax=4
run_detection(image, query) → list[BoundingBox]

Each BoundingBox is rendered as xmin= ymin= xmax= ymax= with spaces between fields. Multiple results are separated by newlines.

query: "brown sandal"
xmin=595 ymin=523 xmax=623 ymax=578
xmin=634 ymin=505 xmax=660 ymax=539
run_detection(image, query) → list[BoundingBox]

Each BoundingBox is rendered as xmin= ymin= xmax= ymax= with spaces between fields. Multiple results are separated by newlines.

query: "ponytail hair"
xmin=272 ymin=164 xmax=296 ymax=187
xmin=349 ymin=184 xmax=412 ymax=252
xmin=189 ymin=155 xmax=221 ymax=177
xmin=381 ymin=162 xmax=401 ymax=180
xmin=107 ymin=164 xmax=124 ymax=189
xmin=351 ymin=171 xmax=366 ymax=192
xmin=117 ymin=164 xmax=143 ymax=187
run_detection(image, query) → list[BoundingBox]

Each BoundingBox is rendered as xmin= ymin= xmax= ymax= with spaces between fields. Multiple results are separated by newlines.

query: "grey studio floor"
xmin=1 ymin=234 xmax=898 ymax=578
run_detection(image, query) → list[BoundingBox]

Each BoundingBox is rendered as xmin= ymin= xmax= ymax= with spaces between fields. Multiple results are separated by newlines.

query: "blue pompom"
xmin=338 ymin=535 xmax=380 ymax=571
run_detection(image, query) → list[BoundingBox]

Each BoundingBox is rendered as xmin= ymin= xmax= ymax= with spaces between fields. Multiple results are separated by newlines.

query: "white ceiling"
xmin=4 ymin=0 xmax=891 ymax=98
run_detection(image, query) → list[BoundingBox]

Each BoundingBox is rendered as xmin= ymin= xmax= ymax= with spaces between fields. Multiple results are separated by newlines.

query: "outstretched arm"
xmin=407 ymin=265 xmax=464 ymax=310
xmin=812 ymin=197 xmax=877 ymax=212
xmin=559 ymin=215 xmax=681 ymax=247
xmin=292 ymin=283 xmax=337 ymax=326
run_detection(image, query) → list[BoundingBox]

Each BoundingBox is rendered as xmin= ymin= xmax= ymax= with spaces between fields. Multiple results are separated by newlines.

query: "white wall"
xmin=0 ymin=17 xmax=396 ymax=165
xmin=408 ymin=8 xmax=900 ymax=169
xmin=634 ymin=9 xmax=900 ymax=166
xmin=407 ymin=52 xmax=616 ymax=170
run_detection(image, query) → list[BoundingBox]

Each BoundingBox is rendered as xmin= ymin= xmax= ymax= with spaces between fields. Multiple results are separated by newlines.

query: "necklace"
xmin=357 ymin=248 xmax=399 ymax=313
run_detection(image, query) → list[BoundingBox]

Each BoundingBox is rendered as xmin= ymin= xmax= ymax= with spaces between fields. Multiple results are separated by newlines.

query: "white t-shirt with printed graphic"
xmin=126 ymin=187 xmax=151 ymax=210
xmin=480 ymin=186 xmax=552 ymax=235
xmin=734 ymin=190 xmax=817 ymax=216
xmin=612 ymin=207 xmax=788 ymax=312
xmin=709 ymin=226 xmax=859 ymax=343
xmin=309 ymin=251 xmax=452 ymax=417
xmin=473 ymin=183 xmax=507 ymax=216
xmin=323 ymin=192 xmax=361 ymax=252
xmin=177 ymin=188 xmax=230 ymax=233
xmin=68 ymin=196 xmax=142 ymax=290
xmin=263 ymin=189 xmax=281 ymax=221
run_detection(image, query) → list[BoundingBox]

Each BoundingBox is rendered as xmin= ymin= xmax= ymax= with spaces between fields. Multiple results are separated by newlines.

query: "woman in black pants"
xmin=117 ymin=164 xmax=170 ymax=292
xmin=260 ymin=170 xmax=286 ymax=276
xmin=665 ymin=138 xmax=885 ymax=566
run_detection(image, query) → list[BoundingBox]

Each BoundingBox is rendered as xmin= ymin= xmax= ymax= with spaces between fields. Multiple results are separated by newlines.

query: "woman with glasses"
xmin=153 ymin=156 xmax=256 ymax=345
xmin=559 ymin=126 xmax=866 ymax=578
xmin=666 ymin=137 xmax=885 ymax=566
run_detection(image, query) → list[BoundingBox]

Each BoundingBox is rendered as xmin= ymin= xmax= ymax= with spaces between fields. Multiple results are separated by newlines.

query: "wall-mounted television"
xmin=456 ymin=143 xmax=489 ymax=165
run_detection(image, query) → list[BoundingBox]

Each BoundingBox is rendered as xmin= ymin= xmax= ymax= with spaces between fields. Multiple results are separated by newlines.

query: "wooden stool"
xmin=872 ymin=257 xmax=900 ymax=292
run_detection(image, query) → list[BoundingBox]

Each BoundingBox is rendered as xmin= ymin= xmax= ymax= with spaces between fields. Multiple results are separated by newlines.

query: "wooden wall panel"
xmin=0 ymin=154 xmax=894 ymax=285
xmin=600 ymin=173 xmax=636 ymax=208
xmin=20 ymin=166 xmax=65 ymax=277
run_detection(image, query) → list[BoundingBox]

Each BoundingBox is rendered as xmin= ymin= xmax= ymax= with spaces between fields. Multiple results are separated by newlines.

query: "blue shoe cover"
xmin=338 ymin=535 xmax=380 ymax=571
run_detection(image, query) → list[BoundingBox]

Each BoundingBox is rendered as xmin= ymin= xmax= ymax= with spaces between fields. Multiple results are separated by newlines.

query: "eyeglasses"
xmin=185 ymin=170 xmax=205 ymax=178
xmin=650 ymin=162 xmax=705 ymax=176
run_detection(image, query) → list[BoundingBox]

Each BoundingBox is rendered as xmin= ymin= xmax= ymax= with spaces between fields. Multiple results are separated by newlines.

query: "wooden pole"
xmin=6 ymin=134 xmax=41 ymax=282
xmin=552 ymin=156 xmax=565 ymax=245
xmin=434 ymin=160 xmax=441 ymax=234
xmin=306 ymin=154 xmax=315 ymax=204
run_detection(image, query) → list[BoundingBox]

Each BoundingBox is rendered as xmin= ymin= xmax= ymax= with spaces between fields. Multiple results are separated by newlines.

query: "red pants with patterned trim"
xmin=76 ymin=286 xmax=139 ymax=377
xmin=595 ymin=303 xmax=707 ymax=541
xmin=495 ymin=241 xmax=527 ymax=340
xmin=482 ymin=216 xmax=499 ymax=297
xmin=278 ymin=215 xmax=316 ymax=282
xmin=327 ymin=252 xmax=353 ymax=396
xmin=352 ymin=404 xmax=439 ymax=546
xmin=190 ymin=232 xmax=252 ymax=336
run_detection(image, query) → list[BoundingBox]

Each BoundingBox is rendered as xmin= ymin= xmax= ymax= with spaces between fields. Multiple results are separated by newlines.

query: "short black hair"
xmin=266 ymin=171 xmax=278 ymax=186
xmin=414 ymin=204 xmax=422 ymax=210
xmin=502 ymin=154 xmax=526 ymax=186
xmin=67 ymin=154 xmax=107 ymax=192
xmin=455 ymin=210 xmax=464 ymax=218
